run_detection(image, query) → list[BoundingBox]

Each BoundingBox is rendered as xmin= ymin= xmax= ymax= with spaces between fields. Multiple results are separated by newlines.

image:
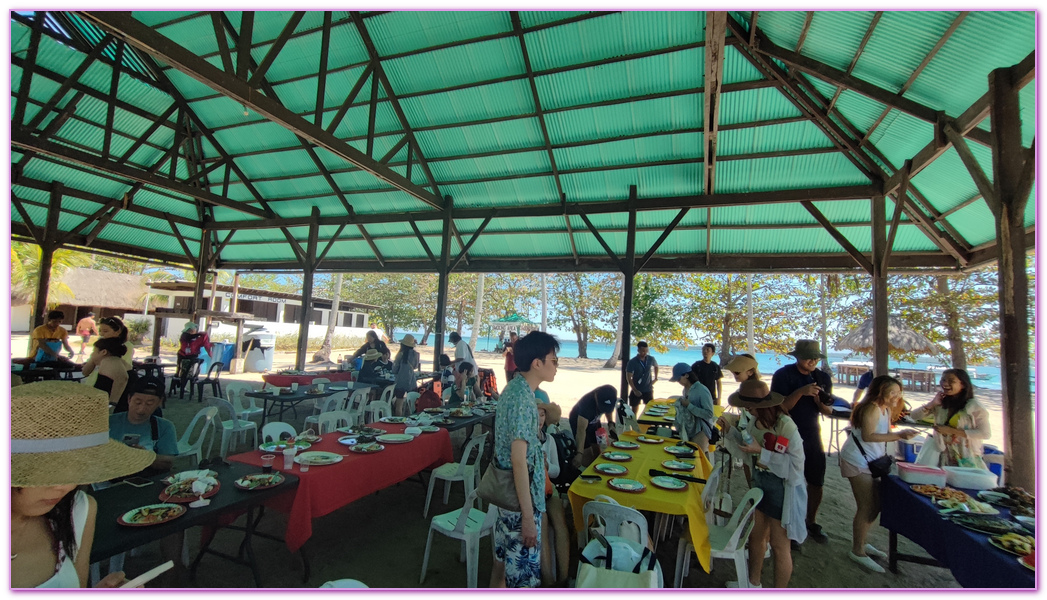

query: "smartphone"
xmin=122 ymin=433 xmax=141 ymax=446
xmin=123 ymin=477 xmax=153 ymax=488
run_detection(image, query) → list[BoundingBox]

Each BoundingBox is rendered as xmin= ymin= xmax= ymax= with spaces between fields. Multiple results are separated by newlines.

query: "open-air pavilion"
xmin=10 ymin=11 xmax=1036 ymax=583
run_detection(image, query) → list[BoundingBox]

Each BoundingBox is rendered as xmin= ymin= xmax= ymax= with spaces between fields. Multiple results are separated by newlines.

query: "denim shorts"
xmin=753 ymin=469 xmax=786 ymax=521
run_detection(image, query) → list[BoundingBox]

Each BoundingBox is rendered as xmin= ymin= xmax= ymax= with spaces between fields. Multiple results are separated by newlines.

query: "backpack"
xmin=549 ymin=430 xmax=582 ymax=493
xmin=415 ymin=388 xmax=443 ymax=412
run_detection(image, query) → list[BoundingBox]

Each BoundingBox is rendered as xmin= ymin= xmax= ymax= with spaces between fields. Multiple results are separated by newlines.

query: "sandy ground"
xmin=10 ymin=335 xmax=1013 ymax=588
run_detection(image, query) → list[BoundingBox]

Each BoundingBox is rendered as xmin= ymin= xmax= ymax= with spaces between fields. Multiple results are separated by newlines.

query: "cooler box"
xmin=899 ymin=435 xmax=926 ymax=463
xmin=897 ymin=462 xmax=946 ymax=486
xmin=983 ymin=444 xmax=1004 ymax=482
xmin=944 ymin=466 xmax=998 ymax=490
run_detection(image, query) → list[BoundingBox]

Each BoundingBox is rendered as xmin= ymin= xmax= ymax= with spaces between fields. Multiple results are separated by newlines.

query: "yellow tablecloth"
xmin=568 ymin=429 xmax=715 ymax=573
xmin=638 ymin=400 xmax=724 ymax=448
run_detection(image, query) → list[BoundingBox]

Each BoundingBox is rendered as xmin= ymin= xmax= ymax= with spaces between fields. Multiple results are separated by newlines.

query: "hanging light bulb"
xmin=242 ymin=103 xmax=249 ymax=117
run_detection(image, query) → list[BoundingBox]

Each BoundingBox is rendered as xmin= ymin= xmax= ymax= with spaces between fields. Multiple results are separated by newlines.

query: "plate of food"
xmin=950 ymin=514 xmax=1026 ymax=536
xmin=375 ymin=433 xmax=414 ymax=444
xmin=938 ymin=498 xmax=999 ymax=515
xmin=1020 ymin=551 xmax=1035 ymax=571
xmin=423 ymin=408 xmax=446 ymax=414
xmin=607 ymin=478 xmax=646 ymax=493
xmin=987 ymin=486 xmax=1036 ymax=512
xmin=988 ymin=533 xmax=1035 ymax=556
xmin=593 ymin=463 xmax=628 ymax=476
xmin=637 ymin=435 xmax=663 ymax=444
xmin=420 ymin=426 xmax=441 ymax=433
xmin=350 ymin=443 xmax=385 ymax=454
xmin=233 ymin=473 xmax=285 ymax=491
xmin=344 ymin=426 xmax=385 ymax=436
xmin=259 ymin=439 xmax=311 ymax=453
xmin=297 ymin=430 xmax=322 ymax=443
xmin=449 ymin=408 xmax=474 ymax=418
xmin=662 ymin=460 xmax=696 ymax=472
xmin=159 ymin=479 xmax=220 ymax=503
xmin=910 ymin=484 xmax=968 ymax=502
xmin=294 ymin=451 xmax=343 ymax=466
xmin=664 ymin=446 xmax=696 ymax=457
xmin=612 ymin=441 xmax=640 ymax=450
xmin=1015 ymin=516 xmax=1035 ymax=533
xmin=650 ymin=476 xmax=688 ymax=491
xmin=379 ymin=416 xmax=406 ymax=424
xmin=601 ymin=451 xmax=633 ymax=462
xmin=161 ymin=470 xmax=217 ymax=485
xmin=978 ymin=490 xmax=1012 ymax=505
xmin=437 ymin=418 xmax=455 ymax=426
xmin=118 ymin=503 xmax=186 ymax=527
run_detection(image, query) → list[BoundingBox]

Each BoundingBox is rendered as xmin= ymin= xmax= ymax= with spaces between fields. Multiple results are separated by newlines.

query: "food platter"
xmin=637 ymin=436 xmax=663 ymax=444
xmin=449 ymin=408 xmax=474 ymax=417
xmin=423 ymin=408 xmax=446 ymax=414
xmin=233 ymin=473 xmax=285 ymax=491
xmin=339 ymin=425 xmax=385 ymax=436
xmin=593 ymin=463 xmax=628 ymax=476
xmin=664 ymin=446 xmax=696 ymax=457
xmin=937 ymin=498 xmax=999 ymax=515
xmin=607 ymin=478 xmax=646 ymax=493
xmin=379 ymin=416 xmax=406 ymax=424
xmin=612 ymin=441 xmax=639 ymax=450
xmin=662 ymin=460 xmax=696 ymax=472
xmin=294 ymin=451 xmax=343 ymax=465
xmin=911 ymin=484 xmax=968 ymax=502
xmin=420 ymin=426 xmax=441 ymax=433
xmin=375 ymin=433 xmax=414 ymax=444
xmin=988 ymin=533 xmax=1035 ymax=556
xmin=650 ymin=476 xmax=688 ymax=491
xmin=350 ymin=443 xmax=385 ymax=454
xmin=118 ymin=503 xmax=186 ymax=527
xmin=436 ymin=418 xmax=455 ymax=426
xmin=949 ymin=514 xmax=1026 ymax=536
xmin=159 ymin=479 xmax=221 ymax=503
xmin=601 ymin=451 xmax=632 ymax=462
xmin=259 ymin=439 xmax=311 ymax=453
xmin=1019 ymin=552 xmax=1035 ymax=570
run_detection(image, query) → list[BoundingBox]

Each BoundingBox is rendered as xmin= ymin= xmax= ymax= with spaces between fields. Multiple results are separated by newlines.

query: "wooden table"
xmin=896 ymin=369 xmax=937 ymax=393
xmin=12 ymin=364 xmax=82 ymax=383
xmin=834 ymin=363 xmax=872 ymax=386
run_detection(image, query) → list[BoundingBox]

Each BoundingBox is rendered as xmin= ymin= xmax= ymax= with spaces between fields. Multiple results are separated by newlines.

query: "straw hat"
xmin=12 ymin=382 xmax=156 ymax=487
xmin=535 ymin=398 xmax=562 ymax=424
xmin=727 ymin=379 xmax=785 ymax=410
xmin=787 ymin=339 xmax=825 ymax=360
xmin=723 ymin=354 xmax=759 ymax=375
xmin=364 ymin=348 xmax=381 ymax=361
xmin=400 ymin=334 xmax=417 ymax=348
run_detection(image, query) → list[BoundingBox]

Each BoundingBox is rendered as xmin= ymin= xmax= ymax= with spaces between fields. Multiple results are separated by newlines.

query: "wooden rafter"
xmin=26 ymin=34 xmax=115 ymax=131
xmin=166 ymin=215 xmax=199 ymax=269
xmin=578 ymin=213 xmax=625 ymax=272
xmin=314 ymin=223 xmax=348 ymax=269
xmin=636 ymin=208 xmax=690 ymax=272
xmin=828 ymin=11 xmax=882 ymax=113
xmin=801 ymin=201 xmax=875 ymax=273
xmin=409 ymin=221 xmax=439 ymax=267
xmin=795 ymin=12 xmax=814 ymax=53
xmin=881 ymin=160 xmax=911 ymax=272
xmin=356 ymin=223 xmax=386 ymax=268
xmin=448 ymin=217 xmax=492 ymax=272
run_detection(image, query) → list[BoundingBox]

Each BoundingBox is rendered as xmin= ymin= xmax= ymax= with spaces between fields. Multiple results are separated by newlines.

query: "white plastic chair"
xmin=261 ymin=422 xmax=297 ymax=444
xmin=982 ymin=452 xmax=1005 ymax=484
xmin=364 ymin=392 xmax=393 ymax=424
xmin=404 ymin=391 xmax=421 ymax=415
xmin=304 ymin=394 xmax=346 ymax=432
xmin=210 ymin=397 xmax=259 ymax=458
xmin=423 ymin=432 xmax=488 ymax=517
xmin=419 ymin=490 xmax=497 ymax=588
xmin=316 ymin=410 xmax=352 ymax=434
xmin=320 ymin=579 xmax=369 ymax=588
xmin=580 ymin=496 xmax=650 ymax=549
xmin=344 ymin=388 xmax=370 ymax=427
xmin=226 ymin=381 xmax=263 ymax=422
xmin=307 ymin=378 xmax=332 ymax=416
xmin=674 ymin=487 xmax=764 ymax=588
xmin=174 ymin=406 xmax=218 ymax=466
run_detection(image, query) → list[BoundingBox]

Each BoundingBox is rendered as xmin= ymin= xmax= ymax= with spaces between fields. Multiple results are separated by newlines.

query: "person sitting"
xmin=85 ymin=338 xmax=130 ymax=411
xmin=437 ymin=354 xmax=455 ymax=396
xmin=351 ymin=330 xmax=389 ymax=360
xmin=357 ymin=348 xmax=383 ymax=384
xmin=75 ymin=312 xmax=98 ymax=357
xmin=375 ymin=348 xmax=394 ymax=380
xmin=445 ymin=362 xmax=482 ymax=406
xmin=911 ymin=368 xmax=991 ymax=469
xmin=12 ymin=382 xmax=155 ymax=588
xmin=668 ymin=362 xmax=716 ymax=451
xmin=568 ymin=384 xmax=618 ymax=468
xmin=107 ymin=377 xmax=178 ymax=476
xmin=536 ymin=400 xmax=569 ymax=587
xmin=176 ymin=322 xmax=211 ymax=382
xmin=840 ymin=376 xmax=918 ymax=573
xmin=28 ymin=310 xmax=75 ymax=365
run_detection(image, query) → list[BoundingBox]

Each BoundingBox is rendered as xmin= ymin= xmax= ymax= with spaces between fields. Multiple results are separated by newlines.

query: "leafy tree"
xmin=11 ymin=241 xmax=92 ymax=309
xmin=340 ymin=273 xmax=430 ymax=339
xmin=549 ymin=273 xmax=620 ymax=358
xmin=630 ymin=273 xmax=690 ymax=352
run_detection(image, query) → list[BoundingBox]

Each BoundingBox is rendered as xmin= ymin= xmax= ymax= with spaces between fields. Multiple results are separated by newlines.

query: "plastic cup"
xmin=282 ymin=447 xmax=297 ymax=470
xmin=299 ymin=457 xmax=310 ymax=473
xmin=317 ymin=383 xmax=325 ymax=392
xmin=260 ymin=454 xmax=275 ymax=474
xmin=291 ymin=382 xmax=299 ymax=392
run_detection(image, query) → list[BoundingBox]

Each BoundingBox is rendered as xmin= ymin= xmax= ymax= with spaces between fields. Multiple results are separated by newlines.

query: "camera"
xmin=817 ymin=389 xmax=835 ymax=406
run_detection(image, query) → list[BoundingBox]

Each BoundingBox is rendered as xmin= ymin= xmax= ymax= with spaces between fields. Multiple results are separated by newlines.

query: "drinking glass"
xmin=260 ymin=454 xmax=275 ymax=474
xmin=282 ymin=447 xmax=297 ymax=470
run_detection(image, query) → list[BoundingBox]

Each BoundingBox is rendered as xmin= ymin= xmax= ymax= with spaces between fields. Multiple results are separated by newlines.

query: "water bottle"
xmin=596 ymin=427 xmax=609 ymax=452
xmin=741 ymin=429 xmax=754 ymax=446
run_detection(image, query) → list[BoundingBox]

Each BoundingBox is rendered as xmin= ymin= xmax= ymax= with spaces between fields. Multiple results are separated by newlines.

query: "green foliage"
xmin=272 ymin=334 xmax=366 ymax=353
xmin=11 ymin=241 xmax=92 ymax=307
xmin=123 ymin=317 xmax=151 ymax=345
xmin=629 ymin=274 xmax=689 ymax=352
xmin=340 ymin=273 xmax=434 ymax=338
xmin=549 ymin=273 xmax=621 ymax=358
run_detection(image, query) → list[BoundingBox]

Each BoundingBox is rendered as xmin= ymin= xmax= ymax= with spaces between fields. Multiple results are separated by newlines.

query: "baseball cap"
xmin=669 ymin=362 xmax=692 ymax=383
xmin=131 ymin=376 xmax=166 ymax=399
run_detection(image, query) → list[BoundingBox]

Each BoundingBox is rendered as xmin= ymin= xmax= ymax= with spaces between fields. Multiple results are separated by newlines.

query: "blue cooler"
xmin=983 ymin=444 xmax=1004 ymax=481
xmin=900 ymin=435 xmax=926 ymax=463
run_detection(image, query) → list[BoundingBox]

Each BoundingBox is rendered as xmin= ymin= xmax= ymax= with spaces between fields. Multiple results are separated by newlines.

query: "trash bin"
xmin=243 ymin=328 xmax=276 ymax=373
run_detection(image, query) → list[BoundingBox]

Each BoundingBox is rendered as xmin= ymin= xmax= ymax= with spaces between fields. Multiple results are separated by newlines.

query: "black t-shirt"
xmin=770 ymin=363 xmax=832 ymax=437
xmin=569 ymin=390 xmax=616 ymax=436
xmin=693 ymin=360 xmax=723 ymax=400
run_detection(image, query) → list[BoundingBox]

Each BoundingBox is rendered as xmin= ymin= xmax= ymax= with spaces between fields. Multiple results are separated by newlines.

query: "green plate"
xmin=259 ymin=440 xmax=311 ymax=453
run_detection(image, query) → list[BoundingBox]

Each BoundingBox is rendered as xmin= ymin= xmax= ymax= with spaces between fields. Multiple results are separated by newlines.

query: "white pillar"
xmin=541 ymin=273 xmax=548 ymax=332
xmin=746 ymin=274 xmax=754 ymax=354
xmin=275 ymin=302 xmax=286 ymax=324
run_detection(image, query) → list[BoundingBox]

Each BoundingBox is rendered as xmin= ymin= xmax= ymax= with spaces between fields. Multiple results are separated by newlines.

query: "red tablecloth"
xmin=261 ymin=371 xmax=355 ymax=389
xmin=228 ymin=423 xmax=453 ymax=552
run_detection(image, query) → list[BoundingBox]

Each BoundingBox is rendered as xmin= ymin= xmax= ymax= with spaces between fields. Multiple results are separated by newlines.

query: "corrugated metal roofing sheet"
xmin=554 ymin=133 xmax=701 ymax=171
xmin=718 ymin=120 xmax=835 ymax=156
xmin=415 ymin=118 xmax=545 ymax=158
xmin=715 ymin=153 xmax=870 ymax=194
xmin=719 ymin=88 xmax=804 ymax=126
xmin=850 ymin=11 xmax=963 ymax=94
xmin=368 ymin=11 xmax=512 ymax=57
xmin=910 ymin=146 xmax=992 ymax=215
xmin=383 ymin=36 xmax=525 ymax=96
xmin=400 ymin=79 xmax=534 ymax=128
xmin=544 ymin=94 xmax=700 ymax=144
xmin=563 ymin=164 xmax=702 ymax=202
xmin=431 ymin=150 xmax=549 ymax=182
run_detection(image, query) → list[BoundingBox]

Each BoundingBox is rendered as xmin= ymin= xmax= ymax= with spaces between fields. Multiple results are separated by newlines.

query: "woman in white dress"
xmin=11 ymin=382 xmax=155 ymax=588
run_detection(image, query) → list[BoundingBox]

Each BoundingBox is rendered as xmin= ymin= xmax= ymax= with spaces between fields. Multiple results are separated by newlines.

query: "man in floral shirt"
xmin=491 ymin=331 xmax=559 ymax=588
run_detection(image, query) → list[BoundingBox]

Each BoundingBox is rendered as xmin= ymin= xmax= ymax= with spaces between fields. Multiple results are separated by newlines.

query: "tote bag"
xmin=576 ymin=533 xmax=659 ymax=589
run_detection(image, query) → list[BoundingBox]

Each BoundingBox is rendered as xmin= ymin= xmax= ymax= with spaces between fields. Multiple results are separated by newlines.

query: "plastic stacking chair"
xmin=320 ymin=580 xmax=369 ymax=588
xmin=307 ymin=378 xmax=332 ymax=416
xmin=344 ymin=389 xmax=370 ymax=427
xmin=423 ymin=432 xmax=488 ymax=517
xmin=211 ymin=398 xmax=258 ymax=458
xmin=169 ymin=358 xmax=202 ymax=400
xmin=304 ymin=394 xmax=345 ymax=432
xmin=982 ymin=452 xmax=1006 ymax=485
xmin=194 ymin=362 xmax=225 ymax=402
xmin=226 ymin=382 xmax=263 ymax=422
xmin=316 ymin=411 xmax=352 ymax=434
xmin=674 ymin=487 xmax=764 ymax=588
xmin=261 ymin=422 xmax=297 ymax=444
xmin=174 ymin=406 xmax=218 ymax=466
xmin=419 ymin=490 xmax=497 ymax=588
xmin=580 ymin=496 xmax=650 ymax=549
xmin=403 ymin=391 xmax=421 ymax=415
xmin=364 ymin=387 xmax=394 ymax=424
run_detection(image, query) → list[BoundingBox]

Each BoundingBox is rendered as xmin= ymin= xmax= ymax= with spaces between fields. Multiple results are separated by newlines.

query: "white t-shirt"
xmin=454 ymin=340 xmax=476 ymax=371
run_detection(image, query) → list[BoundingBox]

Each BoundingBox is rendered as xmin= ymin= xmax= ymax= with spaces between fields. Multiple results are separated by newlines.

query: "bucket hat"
xmin=363 ymin=348 xmax=381 ymax=361
xmin=182 ymin=322 xmax=199 ymax=333
xmin=400 ymin=334 xmax=417 ymax=348
xmin=727 ymin=379 xmax=785 ymax=410
xmin=723 ymin=355 xmax=760 ymax=376
xmin=787 ymin=339 xmax=825 ymax=361
xmin=12 ymin=382 xmax=156 ymax=487
xmin=535 ymin=399 xmax=562 ymax=424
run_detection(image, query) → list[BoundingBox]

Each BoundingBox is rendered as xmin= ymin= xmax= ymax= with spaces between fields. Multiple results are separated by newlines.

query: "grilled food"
xmin=912 ymin=484 xmax=969 ymax=502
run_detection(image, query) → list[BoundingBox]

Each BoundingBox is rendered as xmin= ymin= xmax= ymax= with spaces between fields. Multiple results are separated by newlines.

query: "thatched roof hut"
xmin=12 ymin=268 xmax=148 ymax=310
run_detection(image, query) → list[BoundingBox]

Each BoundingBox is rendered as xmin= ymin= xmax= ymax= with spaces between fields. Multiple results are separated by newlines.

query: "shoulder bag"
xmin=848 ymin=430 xmax=893 ymax=478
xmin=477 ymin=462 xmax=523 ymax=512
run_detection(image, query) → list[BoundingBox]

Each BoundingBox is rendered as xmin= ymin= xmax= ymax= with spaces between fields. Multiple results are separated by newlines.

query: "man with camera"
xmin=771 ymin=339 xmax=834 ymax=546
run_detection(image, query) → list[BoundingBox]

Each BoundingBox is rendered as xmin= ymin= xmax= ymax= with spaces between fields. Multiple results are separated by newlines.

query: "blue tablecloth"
xmin=880 ymin=475 xmax=1034 ymax=588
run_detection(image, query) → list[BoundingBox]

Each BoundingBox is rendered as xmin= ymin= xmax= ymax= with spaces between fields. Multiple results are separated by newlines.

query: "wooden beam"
xmin=795 ymin=12 xmax=814 ymax=53
xmin=10 ymin=193 xmax=43 ymax=245
xmin=871 ymin=194 xmax=889 ymax=375
xmin=619 ymin=209 xmax=638 ymax=398
xmin=84 ymin=207 xmax=121 ymax=246
xmin=379 ymin=135 xmax=409 ymax=165
xmin=249 ymin=11 xmax=304 ymax=87
xmin=703 ymin=11 xmax=727 ymax=195
xmin=356 ymin=223 xmax=386 ymax=268
xmin=448 ymin=217 xmax=492 ymax=272
xmin=117 ymin=102 xmax=178 ymax=164
xmin=279 ymin=228 xmax=307 ymax=267
xmin=25 ymin=34 xmax=115 ymax=131
xmin=578 ymin=213 xmax=625 ymax=272
xmin=636 ymin=208 xmax=689 ymax=272
xmin=314 ymin=11 xmax=331 ymax=126
xmin=235 ymin=11 xmax=253 ymax=79
xmin=325 ymin=63 xmax=373 ymax=135
xmin=314 ymin=222 xmax=347 ymax=269
xmin=882 ymin=160 xmax=911 ymax=272
xmin=207 ymin=229 xmax=237 ymax=269
xmin=13 ymin=11 xmax=44 ymax=127
xmin=409 ymin=220 xmax=438 ymax=266
xmin=295 ymin=209 xmax=319 ymax=371
xmin=432 ymin=197 xmax=453 ymax=370
xmin=801 ymin=201 xmax=874 ymax=273
xmin=943 ymin=122 xmax=999 ymax=214
xmin=211 ymin=12 xmax=233 ymax=73
xmin=166 ymin=215 xmax=199 ymax=269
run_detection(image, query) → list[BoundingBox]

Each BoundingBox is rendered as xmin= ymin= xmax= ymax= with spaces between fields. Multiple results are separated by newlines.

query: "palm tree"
xmin=11 ymin=242 xmax=91 ymax=311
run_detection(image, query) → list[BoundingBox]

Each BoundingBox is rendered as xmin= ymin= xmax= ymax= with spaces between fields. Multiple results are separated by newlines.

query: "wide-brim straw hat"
xmin=727 ymin=380 xmax=785 ymax=410
xmin=13 ymin=382 xmax=156 ymax=487
xmin=787 ymin=339 xmax=826 ymax=360
xmin=400 ymin=334 xmax=417 ymax=348
xmin=723 ymin=355 xmax=759 ymax=375
xmin=535 ymin=399 xmax=562 ymax=424
xmin=363 ymin=348 xmax=382 ymax=361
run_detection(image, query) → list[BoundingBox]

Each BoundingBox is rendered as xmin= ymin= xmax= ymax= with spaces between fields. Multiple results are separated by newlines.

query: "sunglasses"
xmin=543 ymin=357 xmax=559 ymax=366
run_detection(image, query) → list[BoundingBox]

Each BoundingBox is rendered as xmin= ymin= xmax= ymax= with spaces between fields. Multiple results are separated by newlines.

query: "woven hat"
xmin=723 ymin=355 xmax=760 ymax=376
xmin=400 ymin=334 xmax=417 ymax=348
xmin=727 ymin=379 xmax=785 ymax=410
xmin=535 ymin=398 xmax=562 ymax=424
xmin=12 ymin=382 xmax=156 ymax=487
xmin=364 ymin=348 xmax=381 ymax=361
xmin=787 ymin=339 xmax=825 ymax=360
xmin=182 ymin=322 xmax=198 ymax=333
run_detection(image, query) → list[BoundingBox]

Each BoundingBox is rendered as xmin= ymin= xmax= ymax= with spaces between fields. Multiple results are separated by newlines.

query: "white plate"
xmin=375 ymin=433 xmax=414 ymax=444
xmin=350 ymin=443 xmax=385 ymax=454
xmin=612 ymin=441 xmax=639 ymax=450
xmin=664 ymin=446 xmax=695 ymax=456
xmin=937 ymin=498 xmax=1000 ymax=515
xmin=662 ymin=460 xmax=696 ymax=471
xmin=601 ymin=452 xmax=632 ymax=462
xmin=650 ymin=476 xmax=687 ymax=491
xmin=420 ymin=426 xmax=441 ymax=433
xmin=259 ymin=440 xmax=311 ymax=452
xmin=337 ymin=435 xmax=359 ymax=446
xmin=294 ymin=451 xmax=343 ymax=465
xmin=608 ymin=478 xmax=646 ymax=493
xmin=593 ymin=463 xmax=628 ymax=475
xmin=637 ymin=436 xmax=663 ymax=444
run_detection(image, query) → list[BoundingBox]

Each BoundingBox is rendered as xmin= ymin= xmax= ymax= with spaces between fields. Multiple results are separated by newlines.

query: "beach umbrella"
xmin=834 ymin=315 xmax=938 ymax=354
xmin=489 ymin=313 xmax=539 ymax=333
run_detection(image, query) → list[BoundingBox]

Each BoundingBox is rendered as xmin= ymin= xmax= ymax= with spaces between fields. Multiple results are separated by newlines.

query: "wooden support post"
xmin=989 ymin=66 xmax=1033 ymax=490
xmin=152 ymin=313 xmax=162 ymax=357
xmin=619 ymin=198 xmax=638 ymax=400
xmin=232 ymin=271 xmax=243 ymax=372
xmin=206 ymin=266 xmax=219 ymax=329
xmin=33 ymin=183 xmax=64 ymax=327
xmin=192 ymin=230 xmax=209 ymax=319
xmin=871 ymin=195 xmax=889 ymax=376
xmin=433 ymin=197 xmax=453 ymax=371
xmin=296 ymin=208 xmax=320 ymax=371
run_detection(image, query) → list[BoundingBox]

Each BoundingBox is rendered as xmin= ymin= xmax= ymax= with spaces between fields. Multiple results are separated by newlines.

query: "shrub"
xmin=124 ymin=317 xmax=151 ymax=345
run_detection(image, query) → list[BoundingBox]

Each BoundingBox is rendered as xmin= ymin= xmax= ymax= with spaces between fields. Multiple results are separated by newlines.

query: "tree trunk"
xmin=819 ymin=274 xmax=830 ymax=371
xmin=312 ymin=273 xmax=343 ymax=363
xmin=604 ymin=275 xmax=625 ymax=368
xmin=421 ymin=318 xmax=434 ymax=346
xmin=578 ymin=323 xmax=589 ymax=359
xmin=937 ymin=276 xmax=968 ymax=370
xmin=720 ymin=275 xmax=733 ymax=363
xmin=470 ymin=274 xmax=485 ymax=351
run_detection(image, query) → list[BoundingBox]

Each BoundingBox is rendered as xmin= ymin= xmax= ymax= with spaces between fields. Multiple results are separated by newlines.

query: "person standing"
xmin=490 ymin=331 xmax=559 ymax=588
xmin=75 ymin=312 xmax=99 ymax=357
xmin=693 ymin=343 xmax=724 ymax=405
xmin=625 ymin=341 xmax=658 ymax=414
xmin=449 ymin=331 xmax=477 ymax=373
xmin=391 ymin=335 xmax=421 ymax=416
xmin=503 ymin=331 xmax=519 ymax=384
xmin=176 ymin=322 xmax=211 ymax=381
xmin=29 ymin=310 xmax=75 ymax=364
xmin=910 ymin=369 xmax=991 ymax=469
xmin=668 ymin=363 xmax=716 ymax=451
xmin=770 ymin=339 xmax=833 ymax=545
xmin=851 ymin=368 xmax=874 ymax=407
xmin=568 ymin=385 xmax=619 ymax=467
xmin=718 ymin=354 xmax=762 ymax=486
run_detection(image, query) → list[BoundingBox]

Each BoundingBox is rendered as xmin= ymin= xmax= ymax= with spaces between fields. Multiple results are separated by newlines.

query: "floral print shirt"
xmin=494 ymin=375 xmax=546 ymax=513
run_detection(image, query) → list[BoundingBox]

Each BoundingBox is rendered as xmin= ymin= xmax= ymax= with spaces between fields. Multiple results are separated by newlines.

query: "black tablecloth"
xmin=880 ymin=475 xmax=1034 ymax=588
